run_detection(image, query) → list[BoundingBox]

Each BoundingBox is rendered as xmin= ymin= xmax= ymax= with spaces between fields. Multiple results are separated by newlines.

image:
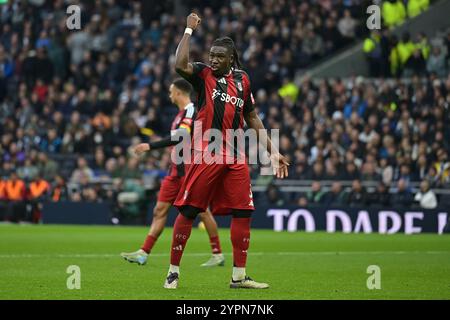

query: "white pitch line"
xmin=0 ymin=251 xmax=449 ymax=259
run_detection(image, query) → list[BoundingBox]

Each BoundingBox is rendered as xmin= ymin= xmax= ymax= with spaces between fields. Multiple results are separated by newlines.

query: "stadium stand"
xmin=0 ymin=0 xmax=449 ymax=222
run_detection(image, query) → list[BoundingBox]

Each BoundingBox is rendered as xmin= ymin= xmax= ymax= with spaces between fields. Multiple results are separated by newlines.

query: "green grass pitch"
xmin=0 ymin=224 xmax=449 ymax=300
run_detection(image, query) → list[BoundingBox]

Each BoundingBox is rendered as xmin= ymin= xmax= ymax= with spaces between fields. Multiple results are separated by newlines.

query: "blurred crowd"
xmin=254 ymin=73 xmax=450 ymax=209
xmin=363 ymin=0 xmax=449 ymax=78
xmin=380 ymin=0 xmax=430 ymax=29
xmin=0 ymin=0 xmax=449 ymax=222
xmin=261 ymin=178 xmax=439 ymax=209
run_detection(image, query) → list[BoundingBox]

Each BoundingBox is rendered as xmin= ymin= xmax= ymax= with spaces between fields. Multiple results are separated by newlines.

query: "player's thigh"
xmin=211 ymin=164 xmax=254 ymax=213
xmin=153 ymin=201 xmax=171 ymax=219
xmin=157 ymin=175 xmax=182 ymax=203
xmin=198 ymin=208 xmax=215 ymax=222
xmin=175 ymin=161 xmax=227 ymax=210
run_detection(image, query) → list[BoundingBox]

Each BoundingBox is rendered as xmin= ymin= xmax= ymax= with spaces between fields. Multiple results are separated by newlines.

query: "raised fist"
xmin=187 ymin=13 xmax=201 ymax=30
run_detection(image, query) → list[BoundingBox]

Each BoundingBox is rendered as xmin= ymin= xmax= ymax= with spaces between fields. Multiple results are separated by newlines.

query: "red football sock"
xmin=230 ymin=217 xmax=251 ymax=267
xmin=170 ymin=214 xmax=194 ymax=266
xmin=141 ymin=235 xmax=157 ymax=254
xmin=209 ymin=235 xmax=222 ymax=254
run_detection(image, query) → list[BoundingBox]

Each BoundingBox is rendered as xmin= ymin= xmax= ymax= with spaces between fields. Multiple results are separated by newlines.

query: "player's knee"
xmin=231 ymin=209 xmax=253 ymax=218
xmin=180 ymin=205 xmax=202 ymax=219
xmin=198 ymin=210 xmax=212 ymax=220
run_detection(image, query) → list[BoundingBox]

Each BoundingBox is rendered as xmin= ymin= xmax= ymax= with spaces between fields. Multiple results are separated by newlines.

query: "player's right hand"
xmin=271 ymin=153 xmax=290 ymax=179
xmin=133 ymin=143 xmax=150 ymax=156
xmin=187 ymin=13 xmax=201 ymax=30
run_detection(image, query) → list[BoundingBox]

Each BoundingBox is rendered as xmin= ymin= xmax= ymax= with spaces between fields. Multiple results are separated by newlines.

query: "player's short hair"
xmin=172 ymin=78 xmax=193 ymax=95
xmin=212 ymin=36 xmax=242 ymax=69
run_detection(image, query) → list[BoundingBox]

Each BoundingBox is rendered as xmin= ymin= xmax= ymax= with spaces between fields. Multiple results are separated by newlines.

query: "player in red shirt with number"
xmin=163 ymin=13 xmax=289 ymax=289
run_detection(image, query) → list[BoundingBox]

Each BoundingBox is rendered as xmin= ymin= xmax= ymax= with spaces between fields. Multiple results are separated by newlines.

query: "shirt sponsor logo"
xmin=212 ymin=89 xmax=244 ymax=108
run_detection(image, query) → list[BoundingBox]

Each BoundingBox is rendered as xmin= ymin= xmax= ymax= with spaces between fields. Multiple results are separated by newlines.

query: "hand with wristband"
xmin=185 ymin=12 xmax=201 ymax=35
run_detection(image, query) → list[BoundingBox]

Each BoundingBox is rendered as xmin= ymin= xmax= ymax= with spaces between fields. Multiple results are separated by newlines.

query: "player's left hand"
xmin=133 ymin=143 xmax=150 ymax=156
xmin=270 ymin=153 xmax=290 ymax=179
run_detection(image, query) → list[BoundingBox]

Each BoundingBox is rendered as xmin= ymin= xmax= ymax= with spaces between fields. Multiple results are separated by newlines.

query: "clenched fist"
xmin=187 ymin=13 xmax=201 ymax=30
xmin=133 ymin=143 xmax=150 ymax=156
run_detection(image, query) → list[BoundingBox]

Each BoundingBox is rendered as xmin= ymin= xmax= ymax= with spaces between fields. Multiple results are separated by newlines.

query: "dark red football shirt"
xmin=168 ymin=103 xmax=196 ymax=176
xmin=179 ymin=63 xmax=255 ymax=157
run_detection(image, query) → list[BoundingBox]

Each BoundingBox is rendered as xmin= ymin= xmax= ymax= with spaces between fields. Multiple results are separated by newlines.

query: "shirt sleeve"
xmin=243 ymin=74 xmax=256 ymax=115
xmin=177 ymin=62 xmax=208 ymax=89
xmin=149 ymin=136 xmax=179 ymax=149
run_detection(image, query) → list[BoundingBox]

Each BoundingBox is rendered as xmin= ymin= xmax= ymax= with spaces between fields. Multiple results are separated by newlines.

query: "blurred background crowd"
xmin=0 ymin=0 xmax=449 ymax=223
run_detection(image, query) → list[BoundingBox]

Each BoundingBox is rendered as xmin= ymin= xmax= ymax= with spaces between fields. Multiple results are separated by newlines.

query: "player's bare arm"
xmin=244 ymin=110 xmax=290 ymax=179
xmin=175 ymin=13 xmax=201 ymax=76
xmin=133 ymin=143 xmax=150 ymax=156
